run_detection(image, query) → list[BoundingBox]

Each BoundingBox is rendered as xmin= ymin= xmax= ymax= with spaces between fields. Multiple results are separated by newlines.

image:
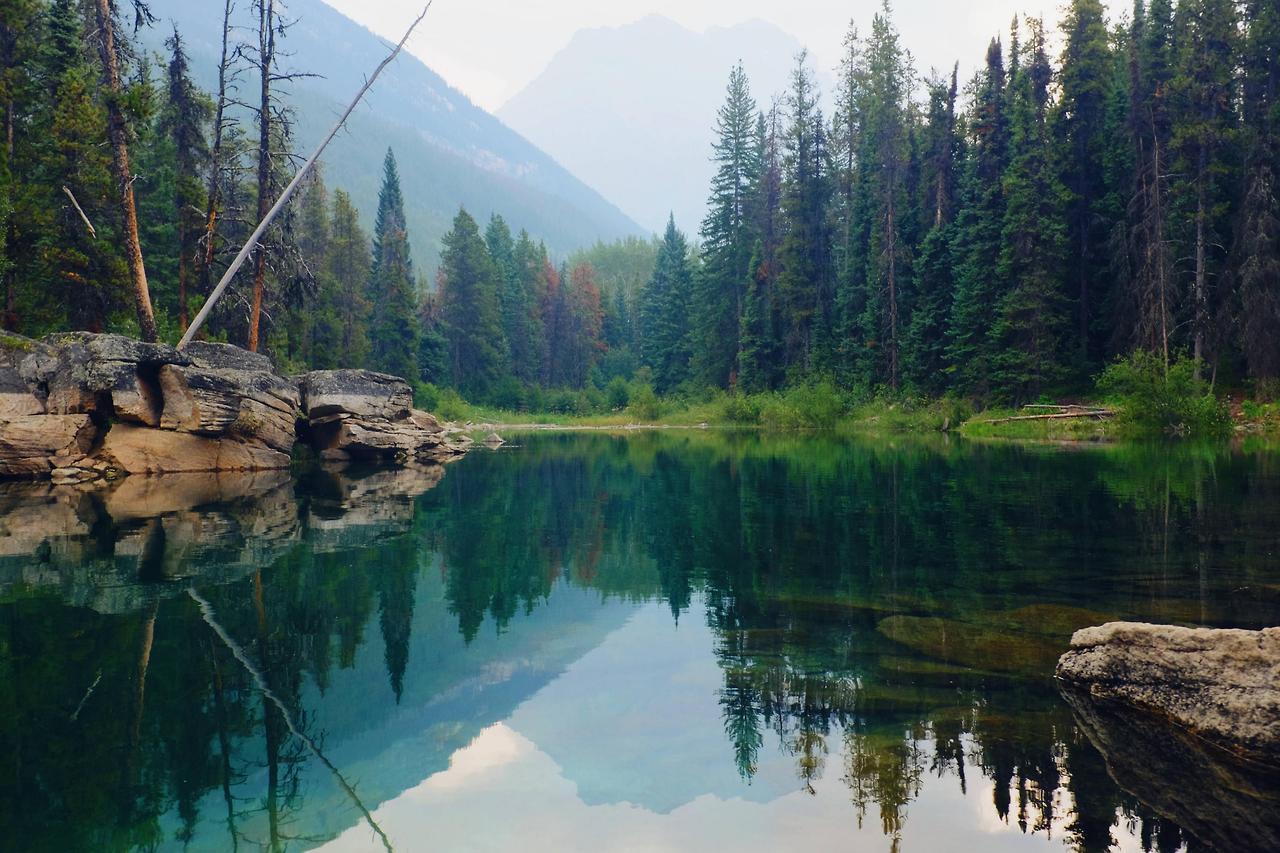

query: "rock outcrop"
xmin=0 ymin=332 xmax=470 ymax=479
xmin=1056 ymin=621 xmax=1280 ymax=760
xmin=298 ymin=369 xmax=471 ymax=463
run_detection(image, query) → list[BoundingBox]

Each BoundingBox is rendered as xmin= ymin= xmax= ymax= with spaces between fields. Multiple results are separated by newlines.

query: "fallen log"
xmin=984 ymin=410 xmax=1114 ymax=424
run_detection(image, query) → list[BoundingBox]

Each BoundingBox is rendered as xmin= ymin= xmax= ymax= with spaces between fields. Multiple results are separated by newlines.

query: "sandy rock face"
xmin=1056 ymin=621 xmax=1280 ymax=758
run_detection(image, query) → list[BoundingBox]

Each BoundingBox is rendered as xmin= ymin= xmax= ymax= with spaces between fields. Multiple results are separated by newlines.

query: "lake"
xmin=2 ymin=432 xmax=1278 ymax=852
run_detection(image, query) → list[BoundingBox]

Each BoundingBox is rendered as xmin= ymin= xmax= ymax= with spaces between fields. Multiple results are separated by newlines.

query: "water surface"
xmin=3 ymin=432 xmax=1279 ymax=852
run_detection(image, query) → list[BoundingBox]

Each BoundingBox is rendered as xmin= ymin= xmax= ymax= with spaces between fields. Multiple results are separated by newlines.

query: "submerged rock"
xmin=1056 ymin=622 xmax=1280 ymax=759
xmin=877 ymin=614 xmax=1064 ymax=676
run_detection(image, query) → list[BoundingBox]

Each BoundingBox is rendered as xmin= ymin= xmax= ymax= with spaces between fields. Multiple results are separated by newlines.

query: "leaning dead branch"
xmin=179 ymin=2 xmax=433 ymax=350
xmin=62 ymin=187 xmax=97 ymax=238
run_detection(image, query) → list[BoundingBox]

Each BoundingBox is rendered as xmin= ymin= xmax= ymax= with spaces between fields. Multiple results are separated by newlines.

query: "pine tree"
xmin=0 ymin=0 xmax=40 ymax=330
xmin=692 ymin=63 xmax=758 ymax=388
xmin=31 ymin=0 xmax=127 ymax=334
xmin=367 ymin=149 xmax=420 ymax=381
xmin=160 ymin=29 xmax=210 ymax=332
xmin=1122 ymin=0 xmax=1177 ymax=366
xmin=947 ymin=38 xmax=1010 ymax=394
xmin=776 ymin=51 xmax=833 ymax=375
xmin=484 ymin=213 xmax=515 ymax=371
xmin=741 ymin=106 xmax=785 ymax=390
xmin=505 ymin=229 xmax=547 ymax=385
xmin=88 ymin=0 xmax=158 ymax=341
xmin=903 ymin=67 xmax=960 ymax=394
xmin=326 ymin=188 xmax=372 ymax=368
xmin=641 ymin=215 xmax=693 ymax=392
xmin=1055 ymin=0 xmax=1114 ymax=367
xmin=738 ymin=239 xmax=776 ymax=393
xmin=1233 ymin=0 xmax=1280 ymax=382
xmin=990 ymin=18 xmax=1071 ymax=401
xmin=856 ymin=4 xmax=914 ymax=389
xmin=438 ymin=206 xmax=503 ymax=397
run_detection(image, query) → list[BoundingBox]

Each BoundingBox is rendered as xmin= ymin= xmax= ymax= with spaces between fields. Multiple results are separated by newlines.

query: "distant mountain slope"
xmin=499 ymin=16 xmax=827 ymax=234
xmin=141 ymin=0 xmax=645 ymax=266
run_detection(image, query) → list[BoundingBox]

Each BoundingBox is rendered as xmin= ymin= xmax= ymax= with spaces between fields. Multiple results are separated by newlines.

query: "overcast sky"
xmin=322 ymin=0 xmax=1127 ymax=112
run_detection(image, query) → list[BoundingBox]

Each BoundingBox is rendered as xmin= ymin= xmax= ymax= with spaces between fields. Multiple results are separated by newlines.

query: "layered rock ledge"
xmin=1 ymin=330 xmax=471 ymax=479
xmin=1056 ymin=621 xmax=1280 ymax=760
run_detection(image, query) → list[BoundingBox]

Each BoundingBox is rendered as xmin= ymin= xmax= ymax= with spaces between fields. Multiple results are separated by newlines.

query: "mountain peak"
xmin=499 ymin=19 xmax=820 ymax=233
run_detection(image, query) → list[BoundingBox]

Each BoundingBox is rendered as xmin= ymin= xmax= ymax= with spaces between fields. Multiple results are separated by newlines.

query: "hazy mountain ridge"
xmin=499 ymin=15 xmax=831 ymax=233
xmin=140 ymin=0 xmax=645 ymax=265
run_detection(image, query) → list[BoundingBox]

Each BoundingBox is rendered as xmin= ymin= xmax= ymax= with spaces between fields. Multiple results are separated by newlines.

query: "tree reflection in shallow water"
xmin=2 ymin=433 xmax=1279 ymax=851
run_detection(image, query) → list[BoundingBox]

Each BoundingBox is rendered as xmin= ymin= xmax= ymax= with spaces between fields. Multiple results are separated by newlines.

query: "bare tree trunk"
xmin=198 ymin=0 xmax=235 ymax=336
xmin=1193 ymin=148 xmax=1208 ymax=381
xmin=248 ymin=0 xmax=274 ymax=353
xmin=1153 ymin=127 xmax=1169 ymax=376
xmin=887 ymin=198 xmax=899 ymax=390
xmin=3 ymin=95 xmax=14 ymax=331
xmin=91 ymin=0 xmax=157 ymax=342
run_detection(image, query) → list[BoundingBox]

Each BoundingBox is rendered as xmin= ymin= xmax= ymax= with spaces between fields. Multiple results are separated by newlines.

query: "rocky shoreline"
xmin=1056 ymin=621 xmax=1280 ymax=761
xmin=0 ymin=331 xmax=472 ymax=481
xmin=1057 ymin=622 xmax=1280 ymax=850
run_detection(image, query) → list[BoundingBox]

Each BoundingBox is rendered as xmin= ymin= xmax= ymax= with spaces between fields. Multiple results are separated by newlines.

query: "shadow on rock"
xmin=1061 ymin=684 xmax=1280 ymax=852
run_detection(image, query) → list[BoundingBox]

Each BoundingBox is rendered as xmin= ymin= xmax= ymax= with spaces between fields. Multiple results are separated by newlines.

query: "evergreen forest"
xmin=1 ymin=0 xmax=1277 ymax=411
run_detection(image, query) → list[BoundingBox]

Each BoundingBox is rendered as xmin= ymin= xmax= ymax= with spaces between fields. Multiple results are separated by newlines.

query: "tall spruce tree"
xmin=1122 ymin=0 xmax=1177 ymax=366
xmin=903 ymin=67 xmax=960 ymax=394
xmin=856 ymin=5 xmax=914 ymax=389
xmin=438 ymin=206 xmax=503 ymax=397
xmin=326 ymin=188 xmax=372 ymax=368
xmin=484 ymin=213 xmax=515 ymax=372
xmin=947 ymin=38 xmax=1010 ymax=395
xmin=1233 ymin=0 xmax=1280 ymax=383
xmin=990 ymin=18 xmax=1071 ymax=401
xmin=1055 ymin=0 xmax=1114 ymax=368
xmin=367 ymin=149 xmax=419 ymax=381
xmin=641 ymin=215 xmax=693 ymax=392
xmin=506 ymin=229 xmax=547 ymax=385
xmin=777 ymin=51 xmax=833 ymax=375
xmin=1170 ymin=0 xmax=1240 ymax=378
xmin=692 ymin=63 xmax=758 ymax=389
xmin=160 ymin=29 xmax=210 ymax=332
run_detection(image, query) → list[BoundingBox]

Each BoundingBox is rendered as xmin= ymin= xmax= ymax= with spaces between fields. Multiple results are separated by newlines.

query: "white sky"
xmin=321 ymin=0 xmax=1126 ymax=112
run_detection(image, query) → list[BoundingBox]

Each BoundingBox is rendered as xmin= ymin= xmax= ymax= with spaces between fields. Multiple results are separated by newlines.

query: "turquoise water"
xmin=2 ymin=432 xmax=1278 ymax=852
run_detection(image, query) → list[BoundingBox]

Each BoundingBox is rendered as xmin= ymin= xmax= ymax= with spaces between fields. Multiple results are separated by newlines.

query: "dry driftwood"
xmin=984 ymin=409 xmax=1115 ymax=424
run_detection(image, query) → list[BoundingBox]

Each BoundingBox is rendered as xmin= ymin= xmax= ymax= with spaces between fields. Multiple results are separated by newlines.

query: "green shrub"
xmin=488 ymin=376 xmax=526 ymax=411
xmin=719 ymin=394 xmax=762 ymax=424
xmin=414 ymin=382 xmax=441 ymax=412
xmin=1097 ymin=352 xmax=1231 ymax=438
xmin=432 ymin=387 xmax=472 ymax=422
xmin=606 ymin=376 xmax=631 ymax=410
xmin=627 ymin=381 xmax=661 ymax=421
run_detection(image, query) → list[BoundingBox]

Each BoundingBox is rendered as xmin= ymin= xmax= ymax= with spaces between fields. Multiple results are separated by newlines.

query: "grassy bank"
xmin=427 ymin=354 xmax=1278 ymax=443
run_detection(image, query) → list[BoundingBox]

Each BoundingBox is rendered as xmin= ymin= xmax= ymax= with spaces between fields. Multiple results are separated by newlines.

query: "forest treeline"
xmin=427 ymin=0 xmax=1280 ymax=408
xmin=1 ymin=0 xmax=1277 ymax=409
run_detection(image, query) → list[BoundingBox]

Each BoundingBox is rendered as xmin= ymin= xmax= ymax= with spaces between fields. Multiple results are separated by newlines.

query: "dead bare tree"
xmin=246 ymin=0 xmax=278 ymax=353
xmin=89 ymin=0 xmax=158 ymax=342
xmin=180 ymin=3 xmax=433 ymax=350
xmin=196 ymin=0 xmax=240 ymax=335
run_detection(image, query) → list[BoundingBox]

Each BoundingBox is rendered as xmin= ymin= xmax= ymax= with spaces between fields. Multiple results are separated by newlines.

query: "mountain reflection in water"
xmin=2 ymin=432 xmax=1279 ymax=852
